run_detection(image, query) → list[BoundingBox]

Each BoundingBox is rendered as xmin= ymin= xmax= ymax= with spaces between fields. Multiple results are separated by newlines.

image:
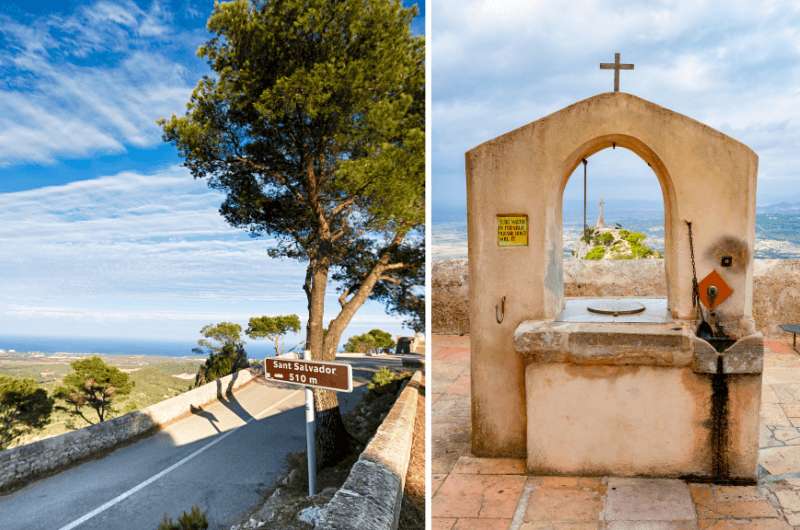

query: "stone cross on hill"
xmin=600 ymin=52 xmax=634 ymax=92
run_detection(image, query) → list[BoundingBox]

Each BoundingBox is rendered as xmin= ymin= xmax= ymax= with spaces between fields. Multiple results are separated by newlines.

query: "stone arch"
xmin=557 ymin=133 xmax=678 ymax=312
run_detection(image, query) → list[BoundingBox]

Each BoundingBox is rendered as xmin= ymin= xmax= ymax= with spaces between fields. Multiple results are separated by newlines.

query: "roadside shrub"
xmin=368 ymin=367 xmax=410 ymax=391
xmin=157 ymin=506 xmax=208 ymax=530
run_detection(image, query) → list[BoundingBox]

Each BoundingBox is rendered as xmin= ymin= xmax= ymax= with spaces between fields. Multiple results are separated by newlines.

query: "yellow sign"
xmin=497 ymin=214 xmax=528 ymax=247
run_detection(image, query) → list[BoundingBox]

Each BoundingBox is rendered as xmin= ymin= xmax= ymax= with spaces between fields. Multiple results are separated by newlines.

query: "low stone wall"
xmin=318 ymin=370 xmax=423 ymax=530
xmin=432 ymin=258 xmax=800 ymax=338
xmin=0 ymin=367 xmax=258 ymax=492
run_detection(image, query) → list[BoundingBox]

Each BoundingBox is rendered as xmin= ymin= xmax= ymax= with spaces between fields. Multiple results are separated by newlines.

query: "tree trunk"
xmin=305 ymin=260 xmax=351 ymax=467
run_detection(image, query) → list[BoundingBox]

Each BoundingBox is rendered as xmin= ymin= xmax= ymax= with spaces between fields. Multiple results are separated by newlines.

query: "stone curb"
xmin=0 ymin=367 xmax=258 ymax=493
xmin=317 ymin=370 xmax=423 ymax=530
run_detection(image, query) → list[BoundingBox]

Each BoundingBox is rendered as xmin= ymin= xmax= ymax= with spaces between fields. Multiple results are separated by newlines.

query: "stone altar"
xmin=465 ymin=92 xmax=762 ymax=482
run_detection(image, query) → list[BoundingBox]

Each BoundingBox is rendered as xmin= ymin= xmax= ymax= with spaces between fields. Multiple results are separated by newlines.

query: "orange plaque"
xmin=698 ymin=270 xmax=733 ymax=309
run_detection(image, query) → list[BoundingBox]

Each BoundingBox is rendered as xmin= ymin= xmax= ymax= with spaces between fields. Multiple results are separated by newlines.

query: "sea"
xmin=433 ymin=199 xmax=800 ymax=261
xmin=0 ymin=335 xmax=280 ymax=358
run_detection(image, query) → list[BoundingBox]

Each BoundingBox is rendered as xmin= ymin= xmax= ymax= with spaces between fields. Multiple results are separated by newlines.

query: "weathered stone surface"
xmin=432 ymin=259 xmax=470 ymax=335
xmin=433 ymin=258 xmax=800 ymax=339
xmin=0 ymin=367 xmax=258 ymax=492
xmin=603 ymin=478 xmax=695 ymax=522
xmin=515 ymin=320 xmax=694 ymax=367
xmin=318 ymin=370 xmax=422 ymax=530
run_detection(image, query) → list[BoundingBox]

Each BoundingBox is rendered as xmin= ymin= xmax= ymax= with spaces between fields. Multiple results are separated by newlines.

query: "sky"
xmin=432 ymin=0 xmax=800 ymax=219
xmin=0 ymin=0 xmax=423 ymax=347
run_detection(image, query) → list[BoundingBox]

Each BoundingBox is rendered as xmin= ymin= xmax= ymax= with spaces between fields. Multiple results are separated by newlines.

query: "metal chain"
xmin=686 ymin=220 xmax=699 ymax=308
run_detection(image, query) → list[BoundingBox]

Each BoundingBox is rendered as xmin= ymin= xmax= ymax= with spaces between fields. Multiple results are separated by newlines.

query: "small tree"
xmin=344 ymin=329 xmax=395 ymax=353
xmin=193 ymin=322 xmax=249 ymax=386
xmin=246 ymin=314 xmax=301 ymax=356
xmin=0 ymin=375 xmax=53 ymax=449
xmin=55 ymin=357 xmax=133 ymax=425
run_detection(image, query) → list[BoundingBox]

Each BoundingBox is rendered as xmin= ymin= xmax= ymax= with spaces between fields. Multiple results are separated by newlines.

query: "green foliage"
xmin=159 ymin=0 xmax=425 ymax=352
xmin=194 ymin=322 xmax=243 ymax=355
xmin=621 ymin=230 xmax=646 ymax=245
xmin=367 ymin=367 xmax=409 ymax=390
xmin=594 ymin=232 xmax=614 ymax=246
xmin=344 ymin=329 xmax=395 ymax=353
xmin=246 ymin=314 xmax=301 ymax=356
xmin=157 ymin=506 xmax=209 ymax=530
xmin=584 ymin=246 xmax=606 ymax=260
xmin=55 ymin=357 xmax=133 ymax=424
xmin=0 ymin=375 xmax=53 ymax=449
xmin=581 ymin=227 xmax=596 ymax=244
xmin=193 ymin=322 xmax=248 ymax=387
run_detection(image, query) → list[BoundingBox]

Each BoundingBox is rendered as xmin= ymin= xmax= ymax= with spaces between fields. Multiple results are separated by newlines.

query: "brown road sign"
xmin=264 ymin=358 xmax=353 ymax=392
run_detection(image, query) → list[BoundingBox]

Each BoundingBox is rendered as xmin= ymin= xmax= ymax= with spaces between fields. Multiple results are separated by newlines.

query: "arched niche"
xmin=556 ymin=133 xmax=678 ymax=315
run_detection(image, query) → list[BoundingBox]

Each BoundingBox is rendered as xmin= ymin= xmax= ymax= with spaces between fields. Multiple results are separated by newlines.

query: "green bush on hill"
xmin=584 ymin=246 xmax=606 ymax=260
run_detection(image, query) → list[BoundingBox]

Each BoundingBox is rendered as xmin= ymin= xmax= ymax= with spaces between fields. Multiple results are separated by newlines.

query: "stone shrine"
xmin=465 ymin=91 xmax=762 ymax=482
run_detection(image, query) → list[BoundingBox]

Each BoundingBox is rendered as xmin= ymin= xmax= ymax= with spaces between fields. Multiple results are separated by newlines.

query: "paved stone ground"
xmin=432 ymin=335 xmax=800 ymax=529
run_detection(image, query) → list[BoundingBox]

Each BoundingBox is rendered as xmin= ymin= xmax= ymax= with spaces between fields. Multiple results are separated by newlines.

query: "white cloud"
xmin=0 ymin=1 xmax=195 ymax=165
xmin=0 ymin=166 xmax=409 ymax=340
xmin=432 ymin=0 xmax=800 ymax=207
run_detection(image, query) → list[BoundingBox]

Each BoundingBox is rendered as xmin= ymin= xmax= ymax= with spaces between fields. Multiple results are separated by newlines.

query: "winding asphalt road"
xmin=0 ymin=354 xmax=402 ymax=530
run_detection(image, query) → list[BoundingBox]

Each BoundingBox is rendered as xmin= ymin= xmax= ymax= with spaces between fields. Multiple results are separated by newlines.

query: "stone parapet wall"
xmin=432 ymin=258 xmax=800 ymax=338
xmin=0 ymin=367 xmax=258 ymax=492
xmin=318 ymin=370 xmax=423 ymax=530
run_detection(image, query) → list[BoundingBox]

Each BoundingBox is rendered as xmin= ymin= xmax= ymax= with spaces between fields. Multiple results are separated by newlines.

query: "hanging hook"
xmin=495 ymin=296 xmax=506 ymax=324
xmin=612 ymin=142 xmax=616 ymax=149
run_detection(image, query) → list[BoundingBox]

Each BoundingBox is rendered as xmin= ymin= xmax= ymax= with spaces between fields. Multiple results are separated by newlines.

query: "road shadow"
xmin=189 ymin=405 xmax=221 ymax=433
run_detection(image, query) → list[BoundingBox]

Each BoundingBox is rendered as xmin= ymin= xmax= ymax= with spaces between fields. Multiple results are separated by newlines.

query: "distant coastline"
xmin=0 ymin=335 xmax=285 ymax=358
xmin=433 ymin=200 xmax=800 ymax=261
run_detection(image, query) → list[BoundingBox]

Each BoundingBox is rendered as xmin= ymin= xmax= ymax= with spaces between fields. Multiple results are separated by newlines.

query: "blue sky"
xmin=432 ymin=0 xmax=800 ymax=219
xmin=0 ymin=0 xmax=423 ymax=346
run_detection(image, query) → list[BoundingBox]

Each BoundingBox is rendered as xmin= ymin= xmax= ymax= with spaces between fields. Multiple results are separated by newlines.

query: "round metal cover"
xmin=586 ymin=300 xmax=646 ymax=316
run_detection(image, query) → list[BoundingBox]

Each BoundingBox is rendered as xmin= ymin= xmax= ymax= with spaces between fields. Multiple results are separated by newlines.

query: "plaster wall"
xmin=524 ymin=363 xmax=760 ymax=480
xmin=466 ymin=92 xmax=758 ymax=455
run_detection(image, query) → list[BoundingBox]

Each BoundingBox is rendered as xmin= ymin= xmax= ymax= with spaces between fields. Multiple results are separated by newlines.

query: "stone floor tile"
xmin=603 ymin=478 xmax=695 ymax=522
xmin=529 ymin=476 xmax=606 ymax=493
xmin=432 ymin=518 xmax=457 ymax=530
xmin=774 ymin=488 xmax=800 ymax=512
xmin=453 ymin=517 xmax=511 ymax=529
xmin=762 ymin=403 xmax=792 ymax=428
xmin=770 ymin=427 xmax=800 ymax=444
xmin=605 ymin=522 xmax=697 ymax=530
xmin=433 ymin=473 xmax=526 ymax=519
xmin=760 ymin=445 xmax=800 ymax=475
xmin=698 ymin=519 xmax=791 ymax=529
xmin=524 ymin=485 xmax=603 ymax=523
xmin=433 ymin=473 xmax=447 ymax=496
xmin=780 ymin=403 xmax=800 ymax=418
xmin=519 ymin=522 xmax=599 ymax=529
xmin=452 ymin=456 xmax=527 ymax=475
xmin=690 ymin=484 xmax=779 ymax=519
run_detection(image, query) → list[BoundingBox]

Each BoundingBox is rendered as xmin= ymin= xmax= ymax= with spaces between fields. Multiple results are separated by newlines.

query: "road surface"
xmin=0 ymin=355 xmax=402 ymax=530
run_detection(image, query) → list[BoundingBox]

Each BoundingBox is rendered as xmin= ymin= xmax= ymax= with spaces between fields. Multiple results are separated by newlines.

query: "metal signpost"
xmin=264 ymin=352 xmax=353 ymax=496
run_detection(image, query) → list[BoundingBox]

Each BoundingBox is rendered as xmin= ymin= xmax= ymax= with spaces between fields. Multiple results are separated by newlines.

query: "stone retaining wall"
xmin=0 ymin=367 xmax=258 ymax=492
xmin=433 ymin=258 xmax=800 ymax=337
xmin=318 ymin=370 xmax=423 ymax=530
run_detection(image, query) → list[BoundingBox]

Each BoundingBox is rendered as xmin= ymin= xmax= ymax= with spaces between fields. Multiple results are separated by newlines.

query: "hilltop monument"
xmin=465 ymin=54 xmax=762 ymax=481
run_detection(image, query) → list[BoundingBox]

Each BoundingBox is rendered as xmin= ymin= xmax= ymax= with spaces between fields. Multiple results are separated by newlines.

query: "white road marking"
xmin=57 ymin=389 xmax=303 ymax=530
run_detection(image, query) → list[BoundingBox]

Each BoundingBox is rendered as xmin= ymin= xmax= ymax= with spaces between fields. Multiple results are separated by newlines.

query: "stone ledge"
xmin=318 ymin=370 xmax=423 ymax=530
xmin=0 ymin=367 xmax=258 ymax=493
xmin=514 ymin=320 xmax=695 ymax=367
